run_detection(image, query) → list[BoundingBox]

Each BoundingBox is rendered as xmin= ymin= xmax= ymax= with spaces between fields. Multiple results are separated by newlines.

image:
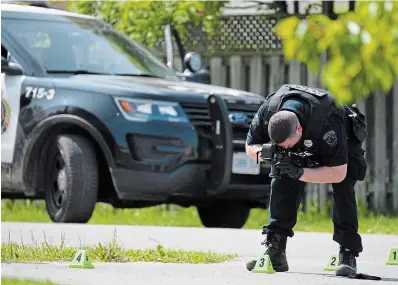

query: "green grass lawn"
xmin=1 ymin=278 xmax=58 ymax=285
xmin=1 ymin=238 xmax=237 ymax=264
xmin=2 ymin=199 xmax=397 ymax=234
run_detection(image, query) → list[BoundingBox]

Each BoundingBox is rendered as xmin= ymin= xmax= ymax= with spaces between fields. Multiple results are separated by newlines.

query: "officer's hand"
xmin=275 ymin=159 xmax=304 ymax=179
xmin=351 ymin=104 xmax=366 ymax=126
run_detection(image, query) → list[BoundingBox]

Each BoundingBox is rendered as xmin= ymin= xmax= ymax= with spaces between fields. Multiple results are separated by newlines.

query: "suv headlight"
xmin=113 ymin=97 xmax=189 ymax=123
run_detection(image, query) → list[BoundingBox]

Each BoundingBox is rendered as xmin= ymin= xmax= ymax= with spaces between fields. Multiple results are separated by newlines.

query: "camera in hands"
xmin=258 ymin=143 xmax=319 ymax=179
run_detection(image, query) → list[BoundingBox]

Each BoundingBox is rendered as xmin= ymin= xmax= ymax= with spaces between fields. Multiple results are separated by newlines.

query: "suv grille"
xmin=179 ymin=102 xmax=212 ymax=127
xmin=227 ymin=103 xmax=260 ymax=144
xmin=180 ymin=102 xmax=260 ymax=128
xmin=228 ymin=104 xmax=259 ymax=123
xmin=180 ymin=101 xmax=261 ymax=159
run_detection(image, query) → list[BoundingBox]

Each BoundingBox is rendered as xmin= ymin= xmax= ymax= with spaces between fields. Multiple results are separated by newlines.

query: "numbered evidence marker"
xmin=68 ymin=249 xmax=94 ymax=269
xmin=386 ymin=248 xmax=398 ymax=265
xmin=251 ymin=253 xmax=276 ymax=274
xmin=324 ymin=254 xmax=338 ymax=271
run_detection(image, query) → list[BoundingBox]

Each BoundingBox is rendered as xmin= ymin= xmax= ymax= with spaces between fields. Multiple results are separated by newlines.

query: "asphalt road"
xmin=2 ymin=222 xmax=398 ymax=285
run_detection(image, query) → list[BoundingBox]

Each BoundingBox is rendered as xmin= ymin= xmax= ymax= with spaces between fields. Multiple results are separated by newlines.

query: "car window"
xmin=2 ymin=16 xmax=180 ymax=80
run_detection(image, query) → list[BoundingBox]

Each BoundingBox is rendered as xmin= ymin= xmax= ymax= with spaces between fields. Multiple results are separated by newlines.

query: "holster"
xmin=347 ymin=148 xmax=367 ymax=181
xmin=344 ymin=104 xmax=368 ymax=143
xmin=344 ymin=104 xmax=368 ymax=181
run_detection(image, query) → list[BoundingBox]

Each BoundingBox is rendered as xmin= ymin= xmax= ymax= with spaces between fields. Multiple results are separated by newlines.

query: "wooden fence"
xmin=168 ymin=53 xmax=398 ymax=214
xmin=151 ymin=8 xmax=398 ymax=214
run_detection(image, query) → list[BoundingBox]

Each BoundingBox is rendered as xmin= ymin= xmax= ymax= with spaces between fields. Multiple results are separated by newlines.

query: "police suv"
xmin=1 ymin=4 xmax=271 ymax=228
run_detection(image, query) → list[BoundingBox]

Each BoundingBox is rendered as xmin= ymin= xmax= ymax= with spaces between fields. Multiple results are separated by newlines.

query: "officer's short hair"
xmin=268 ymin=111 xmax=299 ymax=144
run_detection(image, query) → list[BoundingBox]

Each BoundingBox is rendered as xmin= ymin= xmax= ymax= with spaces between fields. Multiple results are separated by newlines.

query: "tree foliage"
xmin=274 ymin=1 xmax=398 ymax=104
xmin=64 ymin=0 xmax=227 ymax=50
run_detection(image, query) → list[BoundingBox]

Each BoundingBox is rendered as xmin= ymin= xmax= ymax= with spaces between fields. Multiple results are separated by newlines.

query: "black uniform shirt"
xmin=246 ymin=96 xmax=348 ymax=167
xmin=318 ymin=111 xmax=348 ymax=167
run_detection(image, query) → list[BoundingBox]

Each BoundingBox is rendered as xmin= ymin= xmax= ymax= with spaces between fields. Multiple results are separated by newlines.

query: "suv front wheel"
xmin=44 ymin=134 xmax=98 ymax=223
xmin=197 ymin=201 xmax=251 ymax=228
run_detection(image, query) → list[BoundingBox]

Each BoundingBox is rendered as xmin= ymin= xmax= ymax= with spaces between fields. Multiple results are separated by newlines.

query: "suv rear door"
xmin=1 ymin=39 xmax=25 ymax=165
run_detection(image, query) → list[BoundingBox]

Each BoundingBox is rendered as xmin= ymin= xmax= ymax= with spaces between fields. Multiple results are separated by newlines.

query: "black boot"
xmin=246 ymin=231 xmax=289 ymax=272
xmin=335 ymin=247 xmax=358 ymax=277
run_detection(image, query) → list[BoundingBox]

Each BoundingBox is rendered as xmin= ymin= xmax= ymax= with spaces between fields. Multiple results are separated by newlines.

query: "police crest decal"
xmin=1 ymin=89 xmax=11 ymax=134
xmin=322 ymin=130 xmax=338 ymax=147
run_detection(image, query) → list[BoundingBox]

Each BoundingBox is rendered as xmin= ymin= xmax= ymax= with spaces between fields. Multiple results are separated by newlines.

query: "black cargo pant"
xmin=263 ymin=175 xmax=363 ymax=253
xmin=263 ymin=146 xmax=365 ymax=253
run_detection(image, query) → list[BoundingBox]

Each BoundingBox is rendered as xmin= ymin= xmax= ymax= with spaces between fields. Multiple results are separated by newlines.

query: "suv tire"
xmin=197 ymin=201 xmax=250 ymax=228
xmin=44 ymin=134 xmax=98 ymax=223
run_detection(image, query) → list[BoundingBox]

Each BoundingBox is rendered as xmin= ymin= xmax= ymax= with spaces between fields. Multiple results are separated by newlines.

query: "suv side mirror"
xmin=1 ymin=56 xmax=24 ymax=75
xmin=163 ymin=24 xmax=211 ymax=84
xmin=183 ymin=52 xmax=202 ymax=73
xmin=183 ymin=68 xmax=211 ymax=84
xmin=181 ymin=52 xmax=210 ymax=84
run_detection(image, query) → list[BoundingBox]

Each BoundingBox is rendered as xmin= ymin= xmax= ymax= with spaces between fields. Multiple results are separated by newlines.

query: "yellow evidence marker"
xmin=324 ymin=254 xmax=338 ymax=271
xmin=386 ymin=248 xmax=398 ymax=265
xmin=68 ymin=249 xmax=94 ymax=269
xmin=252 ymin=253 xmax=276 ymax=274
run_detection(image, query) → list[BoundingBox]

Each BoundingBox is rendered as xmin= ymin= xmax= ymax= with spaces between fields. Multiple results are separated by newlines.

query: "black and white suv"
xmin=1 ymin=4 xmax=271 ymax=228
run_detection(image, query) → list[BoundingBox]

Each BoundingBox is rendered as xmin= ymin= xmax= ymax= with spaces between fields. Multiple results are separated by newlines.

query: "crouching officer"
xmin=245 ymin=84 xmax=368 ymax=277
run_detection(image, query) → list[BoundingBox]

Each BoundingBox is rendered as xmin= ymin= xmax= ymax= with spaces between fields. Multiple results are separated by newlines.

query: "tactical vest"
xmin=263 ymin=84 xmax=339 ymax=155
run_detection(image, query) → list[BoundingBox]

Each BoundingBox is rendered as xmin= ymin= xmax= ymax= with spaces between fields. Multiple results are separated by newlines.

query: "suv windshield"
xmin=3 ymin=14 xmax=180 ymax=80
